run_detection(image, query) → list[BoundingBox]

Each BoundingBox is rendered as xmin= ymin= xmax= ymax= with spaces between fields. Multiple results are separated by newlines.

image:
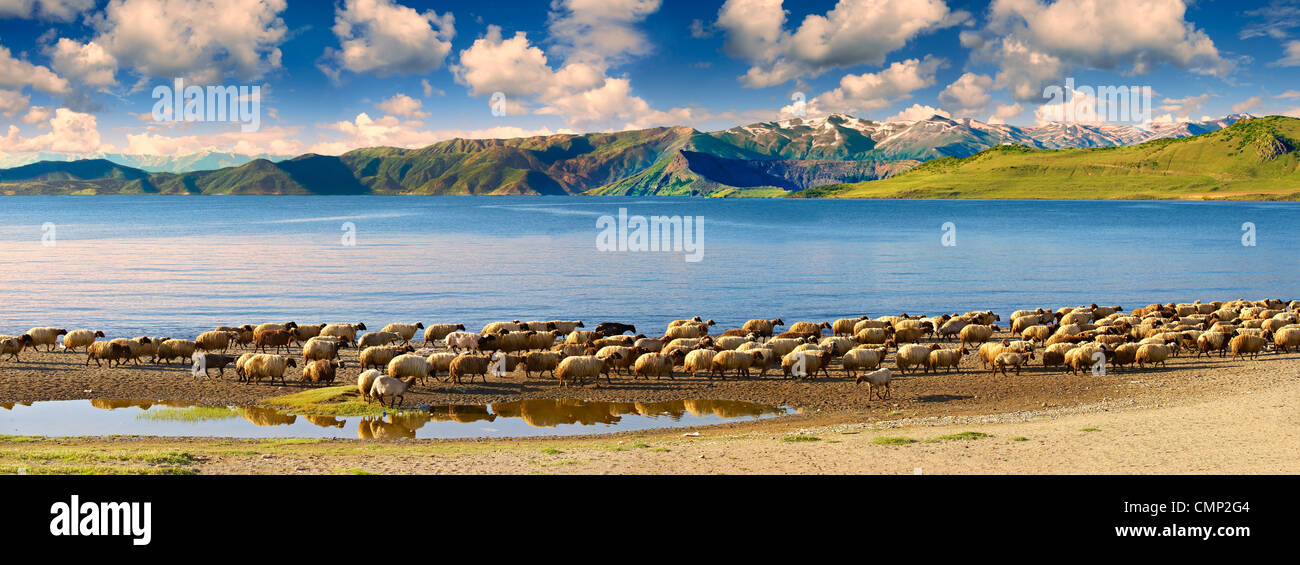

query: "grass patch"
xmin=0 ymin=435 xmax=41 ymax=443
xmin=138 ymin=406 xmax=239 ymax=422
xmin=540 ymin=447 xmax=564 ymax=455
xmin=1011 ymin=437 xmax=1029 ymax=442
xmin=340 ymin=467 xmax=375 ymax=475
xmin=0 ymin=464 xmax=196 ymax=475
xmin=1080 ymin=427 xmax=1102 ymax=433
xmin=263 ymin=386 xmax=391 ymax=417
xmin=781 ymin=435 xmax=822 ymax=443
xmin=11 ymin=449 xmax=196 ymax=466
xmin=260 ymin=438 xmax=324 ymax=446
xmin=647 ymin=448 xmax=671 ymax=453
xmin=872 ymin=436 xmax=918 ymax=446
xmin=925 ymin=431 xmax=992 ymax=443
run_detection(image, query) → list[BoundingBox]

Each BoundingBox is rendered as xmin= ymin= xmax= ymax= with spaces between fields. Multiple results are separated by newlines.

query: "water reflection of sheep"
xmin=357 ymin=416 xmax=416 ymax=440
xmin=304 ymin=414 xmax=345 ymax=428
xmin=89 ymin=399 xmax=156 ymax=411
xmin=238 ymin=406 xmax=297 ymax=427
xmin=634 ymin=401 xmax=687 ymax=420
xmin=682 ymin=399 xmax=782 ymax=419
xmin=494 ymin=399 xmax=639 ymax=428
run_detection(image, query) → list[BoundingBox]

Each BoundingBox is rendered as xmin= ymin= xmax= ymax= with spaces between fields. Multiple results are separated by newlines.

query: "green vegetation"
xmin=264 ymin=386 xmax=392 ymax=417
xmin=138 ymin=406 xmax=240 ymax=422
xmin=872 ymin=436 xmax=919 ymax=446
xmin=814 ymin=116 xmax=1300 ymax=200
xmin=1011 ymin=437 xmax=1029 ymax=442
xmin=1080 ymin=427 xmax=1102 ymax=433
xmin=926 ymin=431 xmax=992 ymax=443
xmin=339 ymin=467 xmax=375 ymax=475
xmin=540 ymin=447 xmax=564 ymax=455
xmin=781 ymin=435 xmax=822 ymax=443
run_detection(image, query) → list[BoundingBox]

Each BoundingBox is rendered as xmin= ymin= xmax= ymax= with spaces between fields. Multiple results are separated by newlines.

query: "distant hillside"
xmin=798 ymin=116 xmax=1300 ymax=200
xmin=0 ymin=151 xmax=289 ymax=173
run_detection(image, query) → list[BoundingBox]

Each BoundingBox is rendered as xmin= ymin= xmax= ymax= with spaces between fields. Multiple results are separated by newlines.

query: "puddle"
xmin=0 ymin=398 xmax=797 ymax=440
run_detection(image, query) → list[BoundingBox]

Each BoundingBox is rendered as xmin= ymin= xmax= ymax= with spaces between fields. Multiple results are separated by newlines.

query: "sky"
xmin=0 ymin=0 xmax=1297 ymax=158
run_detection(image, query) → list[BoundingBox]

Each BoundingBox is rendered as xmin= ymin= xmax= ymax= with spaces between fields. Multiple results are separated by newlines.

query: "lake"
xmin=0 ymin=196 xmax=1295 ymax=337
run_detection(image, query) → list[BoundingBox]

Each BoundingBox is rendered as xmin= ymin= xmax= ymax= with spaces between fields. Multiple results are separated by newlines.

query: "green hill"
xmin=800 ymin=116 xmax=1300 ymax=200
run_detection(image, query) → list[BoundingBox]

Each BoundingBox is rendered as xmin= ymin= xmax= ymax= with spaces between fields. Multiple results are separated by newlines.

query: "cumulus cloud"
xmin=20 ymin=104 xmax=51 ymax=124
xmin=122 ymin=125 xmax=305 ymax=156
xmin=376 ymin=93 xmax=430 ymax=119
xmin=0 ymin=44 xmax=70 ymax=95
xmin=886 ymin=103 xmax=950 ymax=122
xmin=987 ymin=102 xmax=1024 ymax=124
xmin=322 ymin=0 xmax=455 ymax=79
xmin=967 ymin=0 xmax=1232 ymax=102
xmin=1158 ymin=93 xmax=1209 ymax=118
xmin=1034 ymin=86 xmax=1108 ymax=124
xmin=0 ymin=107 xmax=102 ymax=153
xmin=1232 ymin=96 xmax=1263 ymax=113
xmin=789 ymin=56 xmax=944 ymax=116
xmin=87 ymin=0 xmax=288 ymax=84
xmin=547 ymin=0 xmax=660 ymax=63
xmin=938 ymin=72 xmax=994 ymax=117
xmin=0 ymin=88 xmax=28 ymax=117
xmin=47 ymin=38 xmax=119 ymax=87
xmin=0 ymin=0 xmax=95 ymax=21
xmin=716 ymin=0 xmax=966 ymax=88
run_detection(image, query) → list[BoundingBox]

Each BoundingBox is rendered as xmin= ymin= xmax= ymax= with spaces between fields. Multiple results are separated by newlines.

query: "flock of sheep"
xmin=2 ymin=297 xmax=1298 ymax=407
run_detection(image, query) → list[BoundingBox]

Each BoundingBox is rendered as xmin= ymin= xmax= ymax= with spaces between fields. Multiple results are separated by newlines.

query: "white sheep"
xmin=25 ymin=327 xmax=67 ymax=352
xmin=357 ymin=369 xmax=382 ymax=401
xmin=61 ymin=330 xmax=104 ymax=353
xmin=841 ymin=347 xmax=885 ymax=378
xmin=369 ymin=375 xmax=418 ymax=407
xmin=243 ymin=354 xmax=298 ymax=385
xmin=554 ymin=355 xmax=614 ymax=388
xmin=381 ymin=322 xmax=424 ymax=343
xmin=855 ymin=368 xmax=894 ymax=400
xmin=894 ymin=344 xmax=931 ymax=375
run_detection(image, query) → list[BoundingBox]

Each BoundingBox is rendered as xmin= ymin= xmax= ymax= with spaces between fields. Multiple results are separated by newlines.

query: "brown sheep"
xmin=255 ymin=330 xmax=294 ymax=354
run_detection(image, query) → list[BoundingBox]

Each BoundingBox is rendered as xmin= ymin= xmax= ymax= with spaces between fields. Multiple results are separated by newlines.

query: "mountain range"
xmin=0 ymin=113 xmax=1287 ymax=198
xmin=0 ymin=150 xmax=289 ymax=174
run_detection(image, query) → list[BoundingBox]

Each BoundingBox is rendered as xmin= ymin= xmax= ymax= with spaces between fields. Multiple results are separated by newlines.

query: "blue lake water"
xmin=0 ymin=195 xmax=1296 ymax=338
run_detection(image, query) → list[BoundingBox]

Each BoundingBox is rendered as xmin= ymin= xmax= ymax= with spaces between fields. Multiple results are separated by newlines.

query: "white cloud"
xmin=376 ymin=93 xmax=430 ymax=119
xmin=689 ymin=18 xmax=714 ymax=38
xmin=0 ymin=0 xmax=94 ymax=21
xmin=1232 ymin=96 xmax=1263 ymax=113
xmin=89 ymin=0 xmax=288 ymax=84
xmin=886 ymin=103 xmax=950 ymax=122
xmin=716 ymin=0 xmax=966 ymax=88
xmin=547 ymin=0 xmax=661 ymax=63
xmin=987 ymin=102 xmax=1024 ymax=124
xmin=48 ymin=38 xmax=119 ymax=87
xmin=1278 ymin=40 xmax=1300 ymax=66
xmin=969 ymin=0 xmax=1232 ymax=102
xmin=1158 ymin=93 xmax=1209 ymax=118
xmin=308 ymin=112 xmax=570 ymax=155
xmin=1277 ymin=89 xmax=1300 ymax=99
xmin=938 ymin=72 xmax=994 ymax=117
xmin=123 ymin=125 xmax=305 ymax=156
xmin=0 ymin=107 xmax=102 ymax=153
xmin=323 ymin=0 xmax=455 ymax=78
xmin=20 ymin=105 xmax=51 ymax=124
xmin=791 ymin=56 xmax=944 ymax=116
xmin=0 ymin=88 xmax=28 ymax=117
xmin=0 ymin=44 xmax=70 ymax=94
xmin=1035 ymin=86 xmax=1109 ymax=124
xmin=421 ymin=78 xmax=443 ymax=97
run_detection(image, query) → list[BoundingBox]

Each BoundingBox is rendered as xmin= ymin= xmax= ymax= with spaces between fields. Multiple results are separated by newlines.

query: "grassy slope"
xmin=810 ymin=116 xmax=1300 ymax=200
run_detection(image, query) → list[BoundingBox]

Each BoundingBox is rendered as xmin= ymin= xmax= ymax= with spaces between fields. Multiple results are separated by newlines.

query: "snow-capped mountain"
xmin=707 ymin=113 xmax=1253 ymax=162
xmin=0 ymin=150 xmax=290 ymax=173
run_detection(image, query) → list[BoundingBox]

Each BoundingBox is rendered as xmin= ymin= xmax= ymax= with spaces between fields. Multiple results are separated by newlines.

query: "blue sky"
xmin=0 ymin=0 xmax=1297 ymax=157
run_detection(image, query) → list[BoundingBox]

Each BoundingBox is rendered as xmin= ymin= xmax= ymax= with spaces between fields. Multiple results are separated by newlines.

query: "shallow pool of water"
xmin=0 ymin=398 xmax=796 ymax=439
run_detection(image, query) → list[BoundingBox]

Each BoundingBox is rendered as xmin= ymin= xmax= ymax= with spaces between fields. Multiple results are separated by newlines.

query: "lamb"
xmin=781 ymin=349 xmax=833 ymax=380
xmin=894 ymin=344 xmax=931 ymax=375
xmin=61 ymin=330 xmax=104 ymax=353
xmin=832 ymin=316 xmax=868 ymax=336
xmin=545 ymin=320 xmax=586 ymax=334
xmin=25 ymin=327 xmax=67 ymax=352
xmin=301 ymin=360 xmax=344 ymax=386
xmin=193 ymin=354 xmax=239 ymax=379
xmin=445 ymin=332 xmax=495 ymax=352
xmin=1228 ymin=333 xmax=1270 ymax=360
xmin=320 ymin=322 xmax=367 ymax=343
xmin=369 ymin=375 xmax=418 ymax=408
xmin=195 ymin=330 xmax=235 ymax=352
xmin=855 ymin=368 xmax=894 ymax=399
xmin=1273 ymin=328 xmax=1300 ymax=353
xmin=788 ymin=321 xmax=830 ymax=336
xmin=1136 ymin=343 xmax=1173 ymax=368
xmin=360 ymin=345 xmax=415 ymax=371
xmin=422 ymin=323 xmax=467 ymax=345
xmin=388 ymin=353 xmax=437 ymax=385
xmin=709 ymin=350 xmax=763 ymax=380
xmin=742 ymin=318 xmax=784 ymax=339
xmin=927 ymin=345 xmax=967 ymax=374
xmin=448 ymin=354 xmax=493 ymax=384
xmin=85 ymin=341 xmax=131 ymax=367
xmin=595 ymin=322 xmax=637 ymax=336
xmin=992 ymin=351 xmax=1034 ymax=377
xmin=841 ymin=347 xmax=886 ymax=378
xmin=554 ymin=355 xmax=616 ymax=388
xmin=682 ymin=349 xmax=718 ymax=376
xmin=958 ymin=324 xmax=999 ymax=348
xmin=154 ymin=339 xmax=198 ymax=365
xmin=524 ymin=351 xmax=568 ymax=380
xmin=243 ymin=354 xmax=298 ymax=385
xmin=357 ymin=369 xmax=382 ymax=401
xmin=381 ymin=322 xmax=424 ymax=343
xmin=253 ymin=330 xmax=293 ymax=354
xmin=1 ymin=335 xmax=36 ymax=362
xmin=425 ymin=352 xmax=458 ymax=381
xmin=632 ymin=351 xmax=680 ymax=380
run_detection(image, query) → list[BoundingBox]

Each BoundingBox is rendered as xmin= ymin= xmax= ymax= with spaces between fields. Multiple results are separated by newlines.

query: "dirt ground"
xmin=0 ymin=334 xmax=1297 ymax=474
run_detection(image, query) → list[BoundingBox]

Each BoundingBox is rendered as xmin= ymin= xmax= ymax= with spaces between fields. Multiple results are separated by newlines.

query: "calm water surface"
xmin=0 ymin=196 xmax=1295 ymax=337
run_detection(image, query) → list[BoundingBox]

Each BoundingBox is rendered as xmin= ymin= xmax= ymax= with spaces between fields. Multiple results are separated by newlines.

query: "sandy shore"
xmin=0 ymin=333 xmax=1297 ymax=474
